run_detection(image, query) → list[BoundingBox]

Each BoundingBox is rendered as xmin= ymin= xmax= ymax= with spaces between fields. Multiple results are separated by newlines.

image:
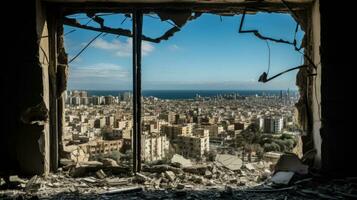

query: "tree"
xmin=109 ymin=151 xmax=123 ymax=163
xmin=274 ymin=139 xmax=287 ymax=152
xmin=263 ymin=142 xmax=280 ymax=152
xmin=259 ymin=134 xmax=273 ymax=146
xmin=245 ymin=123 xmax=260 ymax=133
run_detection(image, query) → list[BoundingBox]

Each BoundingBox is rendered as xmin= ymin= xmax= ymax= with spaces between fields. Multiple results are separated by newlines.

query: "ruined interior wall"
xmin=310 ymin=0 xmax=321 ymax=169
xmin=57 ymin=23 xmax=69 ymax=160
xmin=295 ymin=5 xmax=314 ymax=165
xmin=295 ymin=0 xmax=321 ymax=169
xmin=1 ymin=0 xmax=50 ymax=175
xmin=17 ymin=0 xmax=51 ymax=175
xmin=37 ymin=0 xmax=51 ymax=175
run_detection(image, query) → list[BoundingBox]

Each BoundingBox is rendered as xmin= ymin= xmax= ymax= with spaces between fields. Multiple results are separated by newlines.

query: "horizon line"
xmin=68 ymin=89 xmax=298 ymax=91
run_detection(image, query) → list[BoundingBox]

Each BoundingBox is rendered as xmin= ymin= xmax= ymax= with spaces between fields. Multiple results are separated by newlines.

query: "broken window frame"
xmin=50 ymin=1 xmax=316 ymax=174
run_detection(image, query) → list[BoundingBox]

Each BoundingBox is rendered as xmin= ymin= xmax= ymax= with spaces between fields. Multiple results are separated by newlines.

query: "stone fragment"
xmin=171 ymin=154 xmax=192 ymax=168
xmin=215 ymin=154 xmax=242 ymax=171
xmin=164 ymin=171 xmax=176 ymax=182
xmin=271 ymin=171 xmax=295 ymax=185
xmin=95 ymin=169 xmax=107 ymax=179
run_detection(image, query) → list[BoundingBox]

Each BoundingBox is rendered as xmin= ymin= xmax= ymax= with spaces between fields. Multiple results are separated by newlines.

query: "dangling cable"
xmin=265 ymin=40 xmax=271 ymax=76
xmin=69 ymin=32 xmax=103 ymax=64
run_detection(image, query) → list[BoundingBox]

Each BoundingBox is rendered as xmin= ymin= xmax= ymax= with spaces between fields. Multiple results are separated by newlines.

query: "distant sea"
xmin=84 ymin=90 xmax=297 ymax=100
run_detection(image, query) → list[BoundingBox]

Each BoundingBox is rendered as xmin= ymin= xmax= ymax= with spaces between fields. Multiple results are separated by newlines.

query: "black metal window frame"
xmin=132 ymin=10 xmax=143 ymax=173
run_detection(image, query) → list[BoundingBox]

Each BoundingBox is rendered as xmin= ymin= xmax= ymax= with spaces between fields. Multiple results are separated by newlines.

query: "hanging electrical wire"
xmin=238 ymin=6 xmax=318 ymax=83
xmin=265 ymin=40 xmax=271 ymax=75
xmin=281 ymin=0 xmax=317 ymax=69
xmin=64 ymin=29 xmax=76 ymax=36
xmin=238 ymin=10 xmax=296 ymax=46
xmin=239 ymin=8 xmax=317 ymax=69
xmin=121 ymin=16 xmax=128 ymax=25
xmin=69 ymin=32 xmax=103 ymax=64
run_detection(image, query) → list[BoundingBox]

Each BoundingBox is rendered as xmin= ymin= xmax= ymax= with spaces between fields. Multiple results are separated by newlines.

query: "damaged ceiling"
xmin=43 ymin=0 xmax=314 ymax=3
xmin=60 ymin=0 xmax=312 ymax=45
xmin=44 ymin=0 xmax=314 ymax=16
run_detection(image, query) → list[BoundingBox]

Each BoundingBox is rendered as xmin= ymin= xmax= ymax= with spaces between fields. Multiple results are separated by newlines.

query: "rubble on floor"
xmin=270 ymin=171 xmax=295 ymax=185
xmin=171 ymin=154 xmax=192 ymax=168
xmin=1 ymin=153 xmax=356 ymax=199
xmin=215 ymin=154 xmax=243 ymax=171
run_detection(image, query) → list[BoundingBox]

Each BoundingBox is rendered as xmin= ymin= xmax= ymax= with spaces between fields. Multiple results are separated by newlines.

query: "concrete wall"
xmin=37 ymin=0 xmax=51 ymax=175
xmin=2 ymin=0 xmax=50 ymax=175
xmin=311 ymin=0 xmax=322 ymax=169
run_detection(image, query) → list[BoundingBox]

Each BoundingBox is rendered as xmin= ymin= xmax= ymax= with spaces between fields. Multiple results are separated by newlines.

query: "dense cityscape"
xmin=64 ymin=90 xmax=302 ymax=167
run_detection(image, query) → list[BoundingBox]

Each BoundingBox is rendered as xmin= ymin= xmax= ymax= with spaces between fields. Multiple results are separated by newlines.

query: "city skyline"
xmin=64 ymin=89 xmax=299 ymax=165
xmin=65 ymin=12 xmax=304 ymax=90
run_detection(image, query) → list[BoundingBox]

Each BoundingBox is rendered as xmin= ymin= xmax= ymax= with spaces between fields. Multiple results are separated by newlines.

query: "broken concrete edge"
xmin=215 ymin=154 xmax=243 ymax=171
xmin=4 ymin=156 xmax=357 ymax=200
xmin=142 ymin=164 xmax=183 ymax=174
xmin=273 ymin=153 xmax=309 ymax=175
xmin=20 ymin=101 xmax=49 ymax=125
xmin=270 ymin=171 xmax=295 ymax=185
xmin=99 ymin=186 xmax=143 ymax=195
xmin=171 ymin=154 xmax=192 ymax=168
xmin=69 ymin=166 xmax=132 ymax=178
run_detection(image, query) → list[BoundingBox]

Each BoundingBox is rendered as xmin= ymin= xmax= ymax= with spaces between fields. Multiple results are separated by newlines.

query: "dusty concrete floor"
xmin=0 ymin=185 xmax=323 ymax=200
xmin=1 ymin=174 xmax=355 ymax=200
xmin=1 ymin=158 xmax=356 ymax=199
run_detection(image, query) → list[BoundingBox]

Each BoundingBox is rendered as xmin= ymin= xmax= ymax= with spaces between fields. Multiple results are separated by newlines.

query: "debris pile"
xmin=1 ymin=153 xmax=356 ymax=199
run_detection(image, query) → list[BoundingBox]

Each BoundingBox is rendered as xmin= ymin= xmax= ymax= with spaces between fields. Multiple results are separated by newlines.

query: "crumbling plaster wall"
xmin=295 ymin=0 xmax=321 ymax=169
xmin=310 ymin=0 xmax=321 ymax=169
xmin=36 ymin=0 xmax=51 ymax=175
xmin=57 ymin=24 xmax=69 ymax=161
xmin=300 ymin=0 xmax=356 ymax=177
xmin=296 ymin=0 xmax=321 ymax=168
xmin=1 ymin=0 xmax=50 ymax=175
xmin=16 ymin=0 xmax=51 ymax=175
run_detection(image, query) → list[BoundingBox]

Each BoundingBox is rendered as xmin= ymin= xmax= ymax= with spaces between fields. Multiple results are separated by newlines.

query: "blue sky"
xmin=64 ymin=12 xmax=304 ymax=90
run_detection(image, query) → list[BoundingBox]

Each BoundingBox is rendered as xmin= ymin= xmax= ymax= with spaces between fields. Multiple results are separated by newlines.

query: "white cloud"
xmin=91 ymin=38 xmax=119 ymax=50
xmin=70 ymin=63 xmax=129 ymax=80
xmin=142 ymin=40 xmax=155 ymax=56
xmin=92 ymin=38 xmax=154 ymax=57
